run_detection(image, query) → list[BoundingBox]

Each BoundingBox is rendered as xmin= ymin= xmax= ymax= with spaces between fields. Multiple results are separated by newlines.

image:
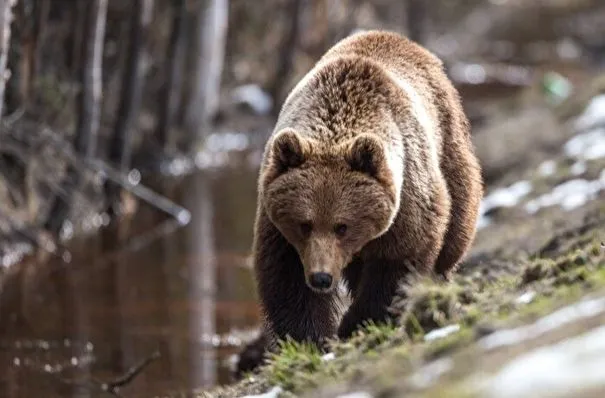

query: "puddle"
xmin=0 ymin=168 xmax=262 ymax=397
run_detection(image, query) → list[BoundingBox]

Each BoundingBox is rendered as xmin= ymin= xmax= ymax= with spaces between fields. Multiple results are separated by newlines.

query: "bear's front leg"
xmin=337 ymin=258 xmax=409 ymax=339
xmin=254 ymin=211 xmax=340 ymax=348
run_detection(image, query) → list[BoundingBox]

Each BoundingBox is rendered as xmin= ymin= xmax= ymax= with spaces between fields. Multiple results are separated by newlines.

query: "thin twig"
xmin=101 ymin=350 xmax=161 ymax=395
xmin=59 ymin=350 xmax=161 ymax=397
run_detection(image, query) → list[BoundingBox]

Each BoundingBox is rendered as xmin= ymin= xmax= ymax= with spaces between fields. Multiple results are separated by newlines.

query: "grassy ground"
xmin=194 ymin=227 xmax=604 ymax=398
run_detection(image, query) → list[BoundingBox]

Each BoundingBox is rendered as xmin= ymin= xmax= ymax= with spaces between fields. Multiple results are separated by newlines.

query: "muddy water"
xmin=0 ymin=167 xmax=261 ymax=397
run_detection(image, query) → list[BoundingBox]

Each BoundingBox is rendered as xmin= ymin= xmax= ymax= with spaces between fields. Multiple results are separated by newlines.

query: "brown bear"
xmin=243 ymin=29 xmax=483 ymax=369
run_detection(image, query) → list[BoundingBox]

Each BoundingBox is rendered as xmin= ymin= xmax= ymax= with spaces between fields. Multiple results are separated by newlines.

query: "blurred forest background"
xmin=0 ymin=0 xmax=604 ymax=397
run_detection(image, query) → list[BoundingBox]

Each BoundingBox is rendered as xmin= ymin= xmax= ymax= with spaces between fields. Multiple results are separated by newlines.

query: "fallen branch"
xmin=99 ymin=350 xmax=161 ymax=396
xmin=39 ymin=127 xmax=191 ymax=226
xmin=1 ymin=135 xmax=98 ymax=210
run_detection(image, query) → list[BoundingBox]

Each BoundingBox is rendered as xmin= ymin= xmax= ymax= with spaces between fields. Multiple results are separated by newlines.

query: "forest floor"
xmin=186 ymin=75 xmax=605 ymax=398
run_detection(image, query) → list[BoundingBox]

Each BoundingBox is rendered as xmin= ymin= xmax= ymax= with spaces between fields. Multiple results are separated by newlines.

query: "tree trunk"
xmin=106 ymin=0 xmax=154 ymax=214
xmin=74 ymin=0 xmax=107 ymax=158
xmin=44 ymin=0 xmax=107 ymax=235
xmin=183 ymin=0 xmax=229 ymax=150
xmin=269 ymin=0 xmax=304 ymax=115
xmin=155 ymin=0 xmax=187 ymax=152
xmin=65 ymin=1 xmax=86 ymax=76
xmin=406 ymin=0 xmax=427 ymax=44
xmin=109 ymin=0 xmax=153 ymax=171
xmin=0 ymin=0 xmax=17 ymax=118
xmin=32 ymin=0 xmax=50 ymax=78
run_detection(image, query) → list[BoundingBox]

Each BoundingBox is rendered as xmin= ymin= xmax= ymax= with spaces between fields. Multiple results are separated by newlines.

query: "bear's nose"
xmin=309 ymin=272 xmax=333 ymax=290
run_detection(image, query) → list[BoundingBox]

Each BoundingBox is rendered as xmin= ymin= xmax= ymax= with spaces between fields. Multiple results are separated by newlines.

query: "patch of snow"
xmin=574 ymin=95 xmax=605 ymax=132
xmin=424 ymin=324 xmax=461 ymax=342
xmin=231 ymin=84 xmax=273 ymax=116
xmin=479 ymin=296 xmax=605 ymax=351
xmin=450 ymin=63 xmax=487 ymax=85
xmin=564 ymin=128 xmax=605 ymax=160
xmin=239 ymin=386 xmax=283 ymax=398
xmin=408 ymin=357 xmax=453 ymax=390
xmin=206 ymin=132 xmax=250 ymax=153
xmin=321 ymin=352 xmax=335 ymax=361
xmin=515 ymin=291 xmax=536 ymax=305
xmin=1 ymin=242 xmax=33 ymax=269
xmin=556 ymin=37 xmax=581 ymax=60
xmin=476 ymin=215 xmax=492 ymax=230
xmin=480 ymin=180 xmax=533 ymax=214
xmin=477 ymin=180 xmax=533 ymax=229
xmin=337 ymin=392 xmax=374 ymax=398
xmin=486 ymin=325 xmax=605 ymax=398
xmin=569 ymin=160 xmax=587 ymax=176
xmin=524 ymin=171 xmax=605 ymax=214
xmin=537 ymin=160 xmax=556 ymax=177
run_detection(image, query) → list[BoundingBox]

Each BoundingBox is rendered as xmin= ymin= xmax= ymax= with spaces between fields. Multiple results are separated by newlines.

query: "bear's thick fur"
xmin=241 ymin=30 xmax=483 ymax=372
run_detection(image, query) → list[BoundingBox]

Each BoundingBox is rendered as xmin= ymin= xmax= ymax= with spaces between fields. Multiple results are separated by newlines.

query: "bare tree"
xmin=155 ymin=0 xmax=187 ymax=152
xmin=74 ymin=0 xmax=107 ymax=158
xmin=269 ymin=0 xmax=304 ymax=114
xmin=45 ymin=0 xmax=107 ymax=234
xmin=406 ymin=0 xmax=427 ymax=44
xmin=105 ymin=0 xmax=154 ymax=216
xmin=183 ymin=0 xmax=229 ymax=149
xmin=6 ymin=0 xmax=49 ymax=110
xmin=66 ymin=1 xmax=86 ymax=76
xmin=0 ymin=0 xmax=17 ymax=119
xmin=31 ymin=0 xmax=50 ymax=78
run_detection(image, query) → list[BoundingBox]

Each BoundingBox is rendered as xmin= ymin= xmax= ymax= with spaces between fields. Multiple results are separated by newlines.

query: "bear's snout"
xmin=308 ymin=272 xmax=334 ymax=292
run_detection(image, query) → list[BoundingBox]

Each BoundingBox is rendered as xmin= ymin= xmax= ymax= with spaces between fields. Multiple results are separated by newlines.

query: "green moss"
xmin=264 ymin=339 xmax=323 ymax=391
xmin=399 ymin=279 xmax=466 ymax=339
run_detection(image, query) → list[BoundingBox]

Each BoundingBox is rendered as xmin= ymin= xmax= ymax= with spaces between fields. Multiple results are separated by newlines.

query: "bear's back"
xmin=320 ymin=30 xmax=443 ymax=76
xmin=274 ymin=31 xmax=453 ymax=148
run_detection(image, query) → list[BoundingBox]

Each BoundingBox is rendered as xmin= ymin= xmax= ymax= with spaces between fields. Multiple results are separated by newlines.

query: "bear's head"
xmin=262 ymin=128 xmax=400 ymax=293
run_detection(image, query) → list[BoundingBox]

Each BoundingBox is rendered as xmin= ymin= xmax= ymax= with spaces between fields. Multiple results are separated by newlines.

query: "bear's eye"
xmin=334 ymin=223 xmax=348 ymax=237
xmin=300 ymin=222 xmax=313 ymax=236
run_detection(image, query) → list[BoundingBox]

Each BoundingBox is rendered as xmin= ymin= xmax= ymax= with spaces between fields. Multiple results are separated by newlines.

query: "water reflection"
xmin=187 ymin=172 xmax=217 ymax=388
xmin=0 ymin=167 xmax=261 ymax=397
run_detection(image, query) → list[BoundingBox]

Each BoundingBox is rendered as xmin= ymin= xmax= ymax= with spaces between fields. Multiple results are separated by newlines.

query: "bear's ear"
xmin=271 ymin=129 xmax=307 ymax=172
xmin=346 ymin=134 xmax=385 ymax=178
